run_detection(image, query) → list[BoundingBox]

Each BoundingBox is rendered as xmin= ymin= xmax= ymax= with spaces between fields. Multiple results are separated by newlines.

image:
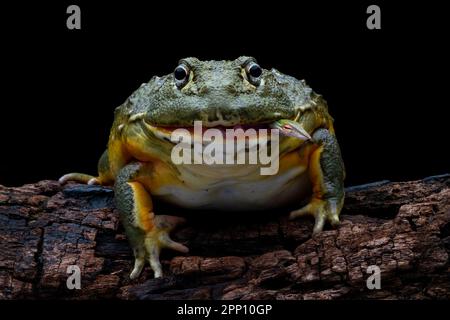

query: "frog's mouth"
xmin=142 ymin=120 xmax=274 ymax=144
xmin=141 ymin=114 xmax=310 ymax=146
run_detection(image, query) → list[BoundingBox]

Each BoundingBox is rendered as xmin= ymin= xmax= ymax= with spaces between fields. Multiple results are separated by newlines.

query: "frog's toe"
xmin=130 ymin=257 xmax=145 ymax=280
xmin=144 ymin=215 xmax=189 ymax=278
xmin=145 ymin=234 xmax=188 ymax=278
xmin=155 ymin=215 xmax=189 ymax=253
xmin=146 ymin=239 xmax=163 ymax=278
xmin=59 ymin=173 xmax=96 ymax=184
xmin=290 ymin=198 xmax=340 ymax=234
xmin=87 ymin=177 xmax=101 ymax=185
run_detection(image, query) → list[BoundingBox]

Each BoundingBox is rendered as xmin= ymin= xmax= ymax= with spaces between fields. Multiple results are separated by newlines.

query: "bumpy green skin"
xmin=115 ymin=163 xmax=144 ymax=232
xmin=114 ymin=163 xmax=146 ymax=271
xmin=60 ymin=57 xmax=345 ymax=279
xmin=313 ymin=128 xmax=346 ymax=212
xmin=116 ymin=57 xmax=314 ymax=127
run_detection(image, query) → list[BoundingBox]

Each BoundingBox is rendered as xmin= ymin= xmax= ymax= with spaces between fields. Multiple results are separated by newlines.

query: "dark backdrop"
xmin=1 ymin=1 xmax=448 ymax=186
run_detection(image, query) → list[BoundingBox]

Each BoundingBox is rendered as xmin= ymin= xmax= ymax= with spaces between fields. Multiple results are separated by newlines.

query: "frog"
xmin=60 ymin=57 xmax=345 ymax=279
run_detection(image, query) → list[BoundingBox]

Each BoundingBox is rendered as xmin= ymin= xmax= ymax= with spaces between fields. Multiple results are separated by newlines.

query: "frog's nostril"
xmin=225 ymin=84 xmax=238 ymax=94
xmin=198 ymin=85 xmax=209 ymax=95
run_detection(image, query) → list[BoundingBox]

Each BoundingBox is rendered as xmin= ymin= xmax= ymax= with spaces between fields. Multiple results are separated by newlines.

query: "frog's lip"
xmin=142 ymin=120 xmax=275 ymax=143
xmin=156 ymin=123 xmax=271 ymax=132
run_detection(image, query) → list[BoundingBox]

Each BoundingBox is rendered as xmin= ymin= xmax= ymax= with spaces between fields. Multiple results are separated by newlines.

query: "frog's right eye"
xmin=244 ymin=61 xmax=262 ymax=86
xmin=174 ymin=64 xmax=190 ymax=88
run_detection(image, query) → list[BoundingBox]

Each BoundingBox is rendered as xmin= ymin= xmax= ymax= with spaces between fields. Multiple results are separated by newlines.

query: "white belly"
xmin=152 ymin=164 xmax=311 ymax=211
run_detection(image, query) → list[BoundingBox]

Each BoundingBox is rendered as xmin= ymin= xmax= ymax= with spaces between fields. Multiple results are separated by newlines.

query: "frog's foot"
xmin=290 ymin=198 xmax=340 ymax=235
xmin=142 ymin=215 xmax=189 ymax=279
xmin=60 ymin=150 xmax=111 ymax=186
xmin=59 ymin=173 xmax=99 ymax=185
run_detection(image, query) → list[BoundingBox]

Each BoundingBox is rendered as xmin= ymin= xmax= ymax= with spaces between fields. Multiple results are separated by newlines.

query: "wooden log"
xmin=0 ymin=174 xmax=449 ymax=299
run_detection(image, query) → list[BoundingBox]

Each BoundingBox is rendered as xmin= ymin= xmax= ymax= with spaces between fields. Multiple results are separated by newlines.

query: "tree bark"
xmin=1 ymin=174 xmax=449 ymax=299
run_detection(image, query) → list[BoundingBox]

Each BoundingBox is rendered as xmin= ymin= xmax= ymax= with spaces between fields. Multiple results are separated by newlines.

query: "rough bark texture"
xmin=1 ymin=174 xmax=449 ymax=300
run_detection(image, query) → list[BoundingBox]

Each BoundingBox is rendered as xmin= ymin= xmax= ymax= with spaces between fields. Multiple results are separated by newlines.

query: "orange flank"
xmin=128 ymin=182 xmax=155 ymax=232
xmin=309 ymin=145 xmax=325 ymax=199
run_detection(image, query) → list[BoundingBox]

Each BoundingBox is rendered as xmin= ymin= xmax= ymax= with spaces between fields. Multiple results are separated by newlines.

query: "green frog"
xmin=60 ymin=57 xmax=345 ymax=279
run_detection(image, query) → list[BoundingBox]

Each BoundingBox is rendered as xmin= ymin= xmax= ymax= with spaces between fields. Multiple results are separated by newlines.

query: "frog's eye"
xmin=245 ymin=62 xmax=262 ymax=86
xmin=174 ymin=64 xmax=190 ymax=88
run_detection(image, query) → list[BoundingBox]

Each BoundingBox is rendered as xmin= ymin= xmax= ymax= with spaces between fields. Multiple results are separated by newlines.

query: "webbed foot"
xmin=141 ymin=215 xmax=189 ymax=278
xmin=290 ymin=198 xmax=341 ymax=234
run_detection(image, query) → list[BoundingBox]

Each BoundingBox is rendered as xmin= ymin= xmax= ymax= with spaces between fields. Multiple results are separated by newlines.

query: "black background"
xmin=2 ymin=300 xmax=446 ymax=319
xmin=1 ymin=1 xmax=448 ymax=187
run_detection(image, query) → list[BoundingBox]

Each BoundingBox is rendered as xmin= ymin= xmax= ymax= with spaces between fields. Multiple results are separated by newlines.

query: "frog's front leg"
xmin=115 ymin=162 xmax=188 ymax=279
xmin=290 ymin=128 xmax=345 ymax=234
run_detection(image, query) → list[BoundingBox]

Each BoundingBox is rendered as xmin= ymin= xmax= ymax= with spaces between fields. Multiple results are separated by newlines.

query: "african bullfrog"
xmin=60 ymin=57 xmax=345 ymax=279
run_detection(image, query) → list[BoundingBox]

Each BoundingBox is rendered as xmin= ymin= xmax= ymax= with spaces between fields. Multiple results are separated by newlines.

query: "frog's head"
xmin=122 ymin=57 xmax=314 ymax=132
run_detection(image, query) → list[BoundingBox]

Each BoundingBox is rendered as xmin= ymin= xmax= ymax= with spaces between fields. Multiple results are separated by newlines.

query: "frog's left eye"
xmin=174 ymin=64 xmax=190 ymax=88
xmin=245 ymin=62 xmax=262 ymax=86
